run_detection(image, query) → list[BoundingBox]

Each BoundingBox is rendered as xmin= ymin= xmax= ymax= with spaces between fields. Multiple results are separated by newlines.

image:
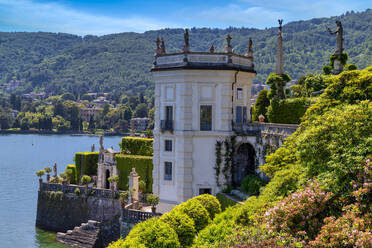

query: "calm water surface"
xmin=0 ymin=134 xmax=122 ymax=248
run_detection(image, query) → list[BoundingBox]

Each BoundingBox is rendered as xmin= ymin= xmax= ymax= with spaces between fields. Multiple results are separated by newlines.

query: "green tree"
xmin=252 ymin=89 xmax=270 ymax=121
xmin=134 ymin=103 xmax=148 ymax=118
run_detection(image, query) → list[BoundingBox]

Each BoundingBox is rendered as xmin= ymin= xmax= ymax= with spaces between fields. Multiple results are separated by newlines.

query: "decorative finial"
xmin=278 ymin=19 xmax=283 ymax=32
xmin=155 ymin=37 xmax=161 ymax=55
xmin=161 ymin=37 xmax=166 ymax=54
xmin=245 ymin=37 xmax=253 ymax=60
xmin=209 ymin=45 xmax=215 ymax=53
xmin=99 ymin=135 xmax=104 ymax=150
xmin=183 ymin=29 xmax=190 ymax=52
xmin=225 ymin=34 xmax=232 ymax=53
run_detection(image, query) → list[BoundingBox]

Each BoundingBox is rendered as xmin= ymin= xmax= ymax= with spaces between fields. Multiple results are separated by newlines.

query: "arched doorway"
xmin=233 ymin=143 xmax=256 ymax=187
xmin=105 ymin=169 xmax=110 ymax=189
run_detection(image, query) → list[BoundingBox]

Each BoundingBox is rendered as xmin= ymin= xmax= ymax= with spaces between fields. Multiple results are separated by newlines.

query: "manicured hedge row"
xmin=216 ymin=193 xmax=240 ymax=211
xmin=66 ymin=164 xmax=78 ymax=184
xmin=120 ymin=137 xmax=153 ymax=156
xmin=108 ymin=194 xmax=222 ymax=248
xmin=74 ymin=152 xmax=99 ymax=180
xmin=116 ymin=154 xmax=153 ymax=193
xmin=267 ymin=97 xmax=314 ymax=124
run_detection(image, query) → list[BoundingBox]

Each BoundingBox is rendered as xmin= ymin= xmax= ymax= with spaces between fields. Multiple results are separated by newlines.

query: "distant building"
xmin=3 ymin=80 xmax=21 ymax=91
xmin=131 ymin=118 xmax=150 ymax=132
xmin=97 ymin=138 xmax=120 ymax=190
xmin=80 ymin=107 xmax=102 ymax=122
xmin=93 ymin=97 xmax=109 ymax=107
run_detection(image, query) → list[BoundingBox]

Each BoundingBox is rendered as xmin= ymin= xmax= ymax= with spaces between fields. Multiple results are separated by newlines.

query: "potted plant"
xmin=65 ymin=169 xmax=73 ymax=185
xmin=146 ymin=194 xmax=160 ymax=213
xmin=128 ymin=187 xmax=136 ymax=203
xmin=119 ymin=192 xmax=129 ymax=208
xmin=81 ymin=175 xmax=91 ymax=188
xmin=107 ymin=175 xmax=120 ymax=191
xmin=60 ymin=172 xmax=68 ymax=185
xmin=44 ymin=167 xmax=52 ymax=182
xmin=138 ymin=180 xmax=146 ymax=193
xmin=36 ymin=170 xmax=45 ymax=184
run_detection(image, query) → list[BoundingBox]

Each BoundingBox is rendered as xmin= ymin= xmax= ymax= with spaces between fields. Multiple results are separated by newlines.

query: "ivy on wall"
xmin=74 ymin=152 xmax=99 ymax=181
xmin=120 ymin=137 xmax=153 ymax=156
xmin=215 ymin=136 xmax=237 ymax=189
xmin=214 ymin=141 xmax=223 ymax=187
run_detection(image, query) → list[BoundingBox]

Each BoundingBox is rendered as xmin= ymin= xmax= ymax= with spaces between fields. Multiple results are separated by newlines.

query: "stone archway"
xmin=105 ymin=169 xmax=110 ymax=189
xmin=233 ymin=143 xmax=256 ymax=187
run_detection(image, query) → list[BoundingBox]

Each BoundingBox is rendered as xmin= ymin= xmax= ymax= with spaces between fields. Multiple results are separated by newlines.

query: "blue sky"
xmin=0 ymin=0 xmax=370 ymax=35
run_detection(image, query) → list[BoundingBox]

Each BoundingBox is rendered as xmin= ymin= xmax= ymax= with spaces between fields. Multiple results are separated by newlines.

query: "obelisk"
xmin=276 ymin=19 xmax=284 ymax=75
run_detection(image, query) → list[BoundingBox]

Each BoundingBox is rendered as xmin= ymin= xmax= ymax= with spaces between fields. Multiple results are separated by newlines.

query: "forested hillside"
xmin=0 ymin=9 xmax=371 ymax=97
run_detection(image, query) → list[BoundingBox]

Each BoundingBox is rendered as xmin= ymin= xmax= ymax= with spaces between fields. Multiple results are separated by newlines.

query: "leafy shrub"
xmin=252 ymin=89 xmax=270 ymax=121
xmin=264 ymin=181 xmax=333 ymax=240
xmin=74 ymin=152 xmax=98 ymax=179
xmin=65 ymin=164 xmax=77 ymax=184
xmin=345 ymin=63 xmax=357 ymax=71
xmin=116 ymin=154 xmax=153 ymax=192
xmin=120 ymin=217 xmax=180 ymax=248
xmin=265 ymin=73 xmax=291 ymax=99
xmin=36 ymin=170 xmax=45 ymax=178
xmin=266 ymin=97 xmax=313 ymax=124
xmin=146 ymin=194 xmax=159 ymax=207
xmin=81 ymin=175 xmax=91 ymax=185
xmin=240 ymin=173 xmax=266 ymax=196
xmin=74 ymin=187 xmax=80 ymax=196
xmin=160 ymin=210 xmax=196 ymax=247
xmin=192 ymin=194 xmax=221 ymax=220
xmin=120 ymin=137 xmax=153 ymax=156
xmin=322 ymin=65 xmax=332 ymax=75
xmin=173 ymin=199 xmax=211 ymax=232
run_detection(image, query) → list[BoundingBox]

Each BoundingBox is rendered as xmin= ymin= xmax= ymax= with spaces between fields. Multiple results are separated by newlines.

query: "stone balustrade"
xmin=121 ymin=208 xmax=161 ymax=224
xmin=39 ymin=182 xmax=125 ymax=199
xmin=233 ymin=121 xmax=299 ymax=137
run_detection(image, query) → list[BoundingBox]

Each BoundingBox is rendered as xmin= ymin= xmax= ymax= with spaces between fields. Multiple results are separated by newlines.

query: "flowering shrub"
xmin=264 ymin=181 xmax=333 ymax=240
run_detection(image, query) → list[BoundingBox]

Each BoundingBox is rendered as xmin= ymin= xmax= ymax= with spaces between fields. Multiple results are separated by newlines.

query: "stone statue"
xmin=245 ymin=37 xmax=254 ymax=60
xmin=99 ymin=136 xmax=104 ymax=150
xmin=248 ymin=38 xmax=253 ymax=53
xmin=160 ymin=37 xmax=166 ymax=54
xmin=99 ymin=136 xmax=104 ymax=162
xmin=183 ymin=29 xmax=190 ymax=52
xmin=278 ymin=19 xmax=283 ymax=32
xmin=327 ymin=21 xmax=343 ymax=56
xmin=91 ymin=144 xmax=95 ymax=152
xmin=225 ymin=34 xmax=232 ymax=53
xmin=155 ymin=37 xmax=162 ymax=55
xmin=209 ymin=45 xmax=215 ymax=53
xmin=53 ymin=163 xmax=57 ymax=177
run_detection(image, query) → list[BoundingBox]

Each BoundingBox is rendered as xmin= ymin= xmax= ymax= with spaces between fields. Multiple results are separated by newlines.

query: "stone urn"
xmin=39 ymin=178 xmax=43 ymax=184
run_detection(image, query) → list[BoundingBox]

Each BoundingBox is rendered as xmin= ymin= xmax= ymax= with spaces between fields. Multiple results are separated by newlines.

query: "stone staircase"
xmin=56 ymin=220 xmax=101 ymax=248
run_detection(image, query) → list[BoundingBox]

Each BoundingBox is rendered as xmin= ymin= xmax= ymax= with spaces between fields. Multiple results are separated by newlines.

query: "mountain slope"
xmin=0 ymin=9 xmax=371 ymax=97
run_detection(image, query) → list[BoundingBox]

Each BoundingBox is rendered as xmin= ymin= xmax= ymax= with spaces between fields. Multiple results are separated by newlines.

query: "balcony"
xmin=160 ymin=120 xmax=173 ymax=131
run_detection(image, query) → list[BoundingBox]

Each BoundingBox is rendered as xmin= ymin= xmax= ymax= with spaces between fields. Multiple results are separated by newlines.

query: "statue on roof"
xmin=155 ymin=37 xmax=162 ymax=55
xmin=225 ymin=34 xmax=232 ymax=53
xmin=327 ymin=21 xmax=344 ymax=56
xmin=161 ymin=37 xmax=166 ymax=54
xmin=183 ymin=29 xmax=190 ymax=52
xmin=209 ymin=45 xmax=215 ymax=53
xmin=278 ymin=19 xmax=283 ymax=32
xmin=248 ymin=38 xmax=253 ymax=53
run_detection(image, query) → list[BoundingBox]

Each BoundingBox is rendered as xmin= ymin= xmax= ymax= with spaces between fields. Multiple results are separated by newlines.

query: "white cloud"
xmin=0 ymin=0 xmax=177 ymax=35
xmin=197 ymin=4 xmax=285 ymax=28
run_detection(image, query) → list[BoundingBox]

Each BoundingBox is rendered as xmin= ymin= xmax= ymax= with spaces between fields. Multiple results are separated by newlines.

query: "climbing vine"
xmin=214 ymin=141 xmax=223 ymax=187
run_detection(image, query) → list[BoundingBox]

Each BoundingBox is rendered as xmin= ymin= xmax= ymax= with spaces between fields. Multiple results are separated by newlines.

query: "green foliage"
xmin=266 ymin=97 xmax=313 ymax=124
xmin=36 ymin=170 xmax=45 ymax=178
xmin=138 ymin=180 xmax=146 ymax=191
xmin=192 ymin=194 xmax=221 ymax=220
xmin=329 ymin=52 xmax=348 ymax=67
xmin=119 ymin=217 xmax=180 ymax=248
xmin=265 ymin=73 xmax=292 ymax=99
xmin=44 ymin=167 xmax=52 ymax=174
xmin=74 ymin=187 xmax=80 ymax=196
xmin=216 ymin=193 xmax=239 ymax=211
xmin=252 ymin=89 xmax=270 ymax=121
xmin=107 ymin=175 xmax=120 ymax=184
xmin=81 ymin=175 xmax=91 ymax=185
xmin=322 ymin=65 xmax=332 ymax=75
xmin=173 ymin=199 xmax=211 ymax=232
xmin=74 ymin=152 xmax=99 ymax=179
xmin=240 ymin=173 xmax=266 ymax=196
xmin=116 ymin=154 xmax=153 ymax=193
xmin=160 ymin=211 xmax=196 ymax=247
xmin=120 ymin=137 xmax=153 ymax=156
xmin=345 ymin=63 xmax=357 ymax=71
xmin=146 ymin=194 xmax=160 ymax=206
xmin=65 ymin=164 xmax=77 ymax=184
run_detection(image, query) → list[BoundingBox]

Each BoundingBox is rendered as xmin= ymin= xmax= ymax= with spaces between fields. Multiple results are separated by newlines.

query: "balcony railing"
xmin=160 ymin=120 xmax=173 ymax=131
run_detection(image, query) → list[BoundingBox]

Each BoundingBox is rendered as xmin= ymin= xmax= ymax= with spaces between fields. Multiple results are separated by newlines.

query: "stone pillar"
xmin=128 ymin=168 xmax=139 ymax=202
xmin=276 ymin=29 xmax=284 ymax=75
xmin=333 ymin=59 xmax=343 ymax=75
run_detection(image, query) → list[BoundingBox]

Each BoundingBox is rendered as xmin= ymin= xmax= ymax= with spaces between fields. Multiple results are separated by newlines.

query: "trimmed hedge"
xmin=116 ymin=154 xmax=153 ymax=193
xmin=267 ymin=97 xmax=314 ymax=124
xmin=120 ymin=137 xmax=153 ymax=156
xmin=65 ymin=164 xmax=78 ymax=184
xmin=252 ymin=89 xmax=270 ymax=121
xmin=193 ymin=194 xmax=221 ymax=220
xmin=74 ymin=152 xmax=99 ymax=180
xmin=173 ymin=200 xmax=211 ymax=232
xmin=216 ymin=193 xmax=239 ymax=211
xmin=119 ymin=217 xmax=180 ymax=248
xmin=160 ymin=210 xmax=196 ymax=247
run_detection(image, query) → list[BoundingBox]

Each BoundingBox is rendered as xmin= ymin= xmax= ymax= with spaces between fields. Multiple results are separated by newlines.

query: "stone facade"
xmin=97 ymin=147 xmax=119 ymax=190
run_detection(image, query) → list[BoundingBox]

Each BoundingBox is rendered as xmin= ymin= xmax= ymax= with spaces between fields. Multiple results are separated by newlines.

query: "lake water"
xmin=0 ymin=134 xmax=123 ymax=248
